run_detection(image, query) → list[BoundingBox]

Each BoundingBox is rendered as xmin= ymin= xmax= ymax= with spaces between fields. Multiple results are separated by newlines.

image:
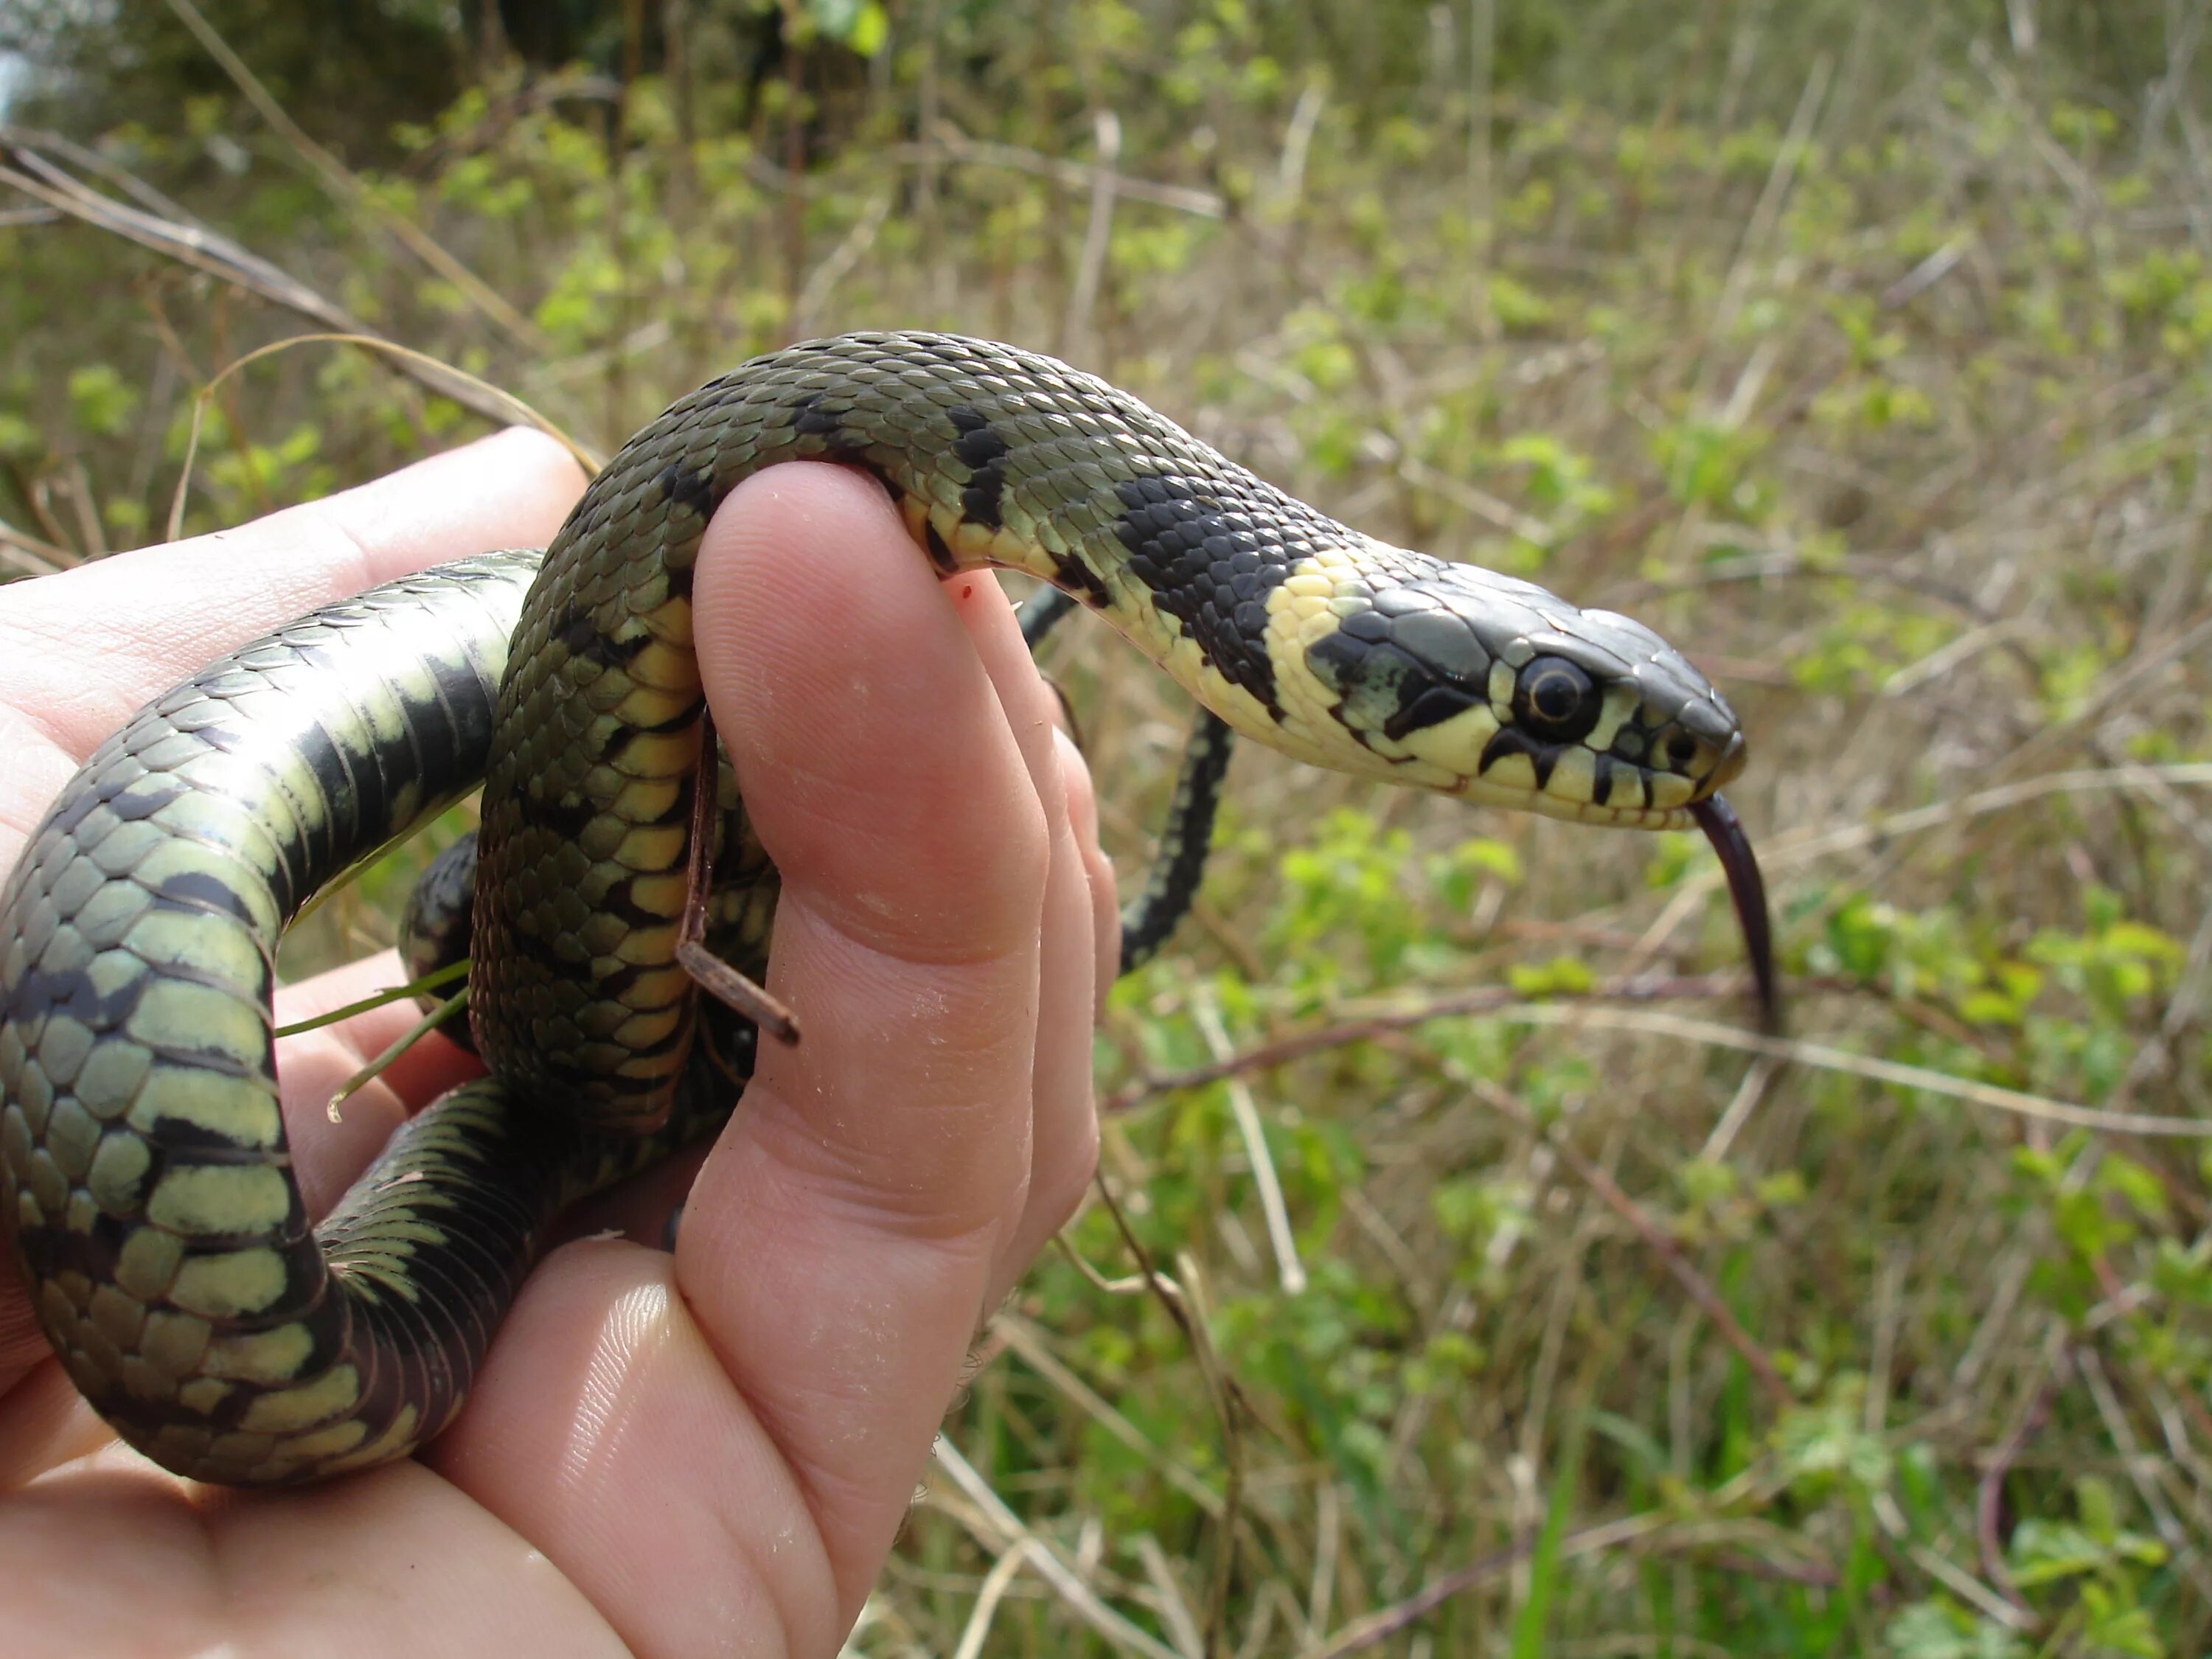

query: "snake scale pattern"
xmin=0 ymin=333 xmax=1758 ymax=1484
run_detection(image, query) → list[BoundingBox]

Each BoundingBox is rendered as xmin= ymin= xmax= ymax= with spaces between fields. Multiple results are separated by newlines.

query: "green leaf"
xmin=67 ymin=364 xmax=139 ymax=438
xmin=0 ymin=411 xmax=42 ymax=459
xmin=1883 ymin=1598 xmax=2028 ymax=1659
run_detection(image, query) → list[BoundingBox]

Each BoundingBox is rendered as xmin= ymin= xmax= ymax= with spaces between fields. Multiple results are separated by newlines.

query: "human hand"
xmin=0 ymin=431 xmax=1110 ymax=1656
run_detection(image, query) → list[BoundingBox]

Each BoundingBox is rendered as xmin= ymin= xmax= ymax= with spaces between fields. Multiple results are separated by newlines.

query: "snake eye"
xmin=1666 ymin=732 xmax=1700 ymax=768
xmin=1513 ymin=656 xmax=1598 ymax=742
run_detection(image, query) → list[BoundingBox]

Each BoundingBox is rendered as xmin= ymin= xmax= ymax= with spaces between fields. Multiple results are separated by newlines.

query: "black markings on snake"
xmin=1111 ymin=473 xmax=1287 ymax=717
xmin=946 ymin=406 xmax=1010 ymax=530
xmin=526 ymin=788 xmax=599 ymax=841
xmin=1384 ymin=683 xmax=1481 ymax=742
xmin=594 ymin=700 xmax=703 ymax=764
xmin=789 ymin=400 xmax=905 ymax=510
xmin=1479 ymin=726 xmax=1559 ymax=790
xmin=1590 ymin=753 xmax=1615 ymax=807
xmin=150 ymin=867 xmax=262 ymax=924
xmin=654 ymin=460 xmax=716 ymax=521
xmin=790 ymin=397 xmax=850 ymax=439
xmin=596 ymin=881 xmax=683 ymax=930
xmin=1051 ymin=550 xmax=1110 ymax=608
xmin=49 ymin=785 xmax=105 ymax=838
xmin=555 ymin=604 xmax=653 ymax=671
xmin=291 ymin=726 xmax=362 ymax=873
xmin=102 ymin=779 xmax=181 ymax=822
xmin=19 ymin=1223 xmax=178 ymax=1319
xmin=395 ymin=684 xmax=469 ymax=806
xmin=1307 ymin=619 xmax=1465 ymax=748
xmin=922 ymin=519 xmax=959 ymax=573
xmin=131 ymin=1102 xmax=272 ymax=1156
xmin=44 ymin=964 xmax=140 ymax=1031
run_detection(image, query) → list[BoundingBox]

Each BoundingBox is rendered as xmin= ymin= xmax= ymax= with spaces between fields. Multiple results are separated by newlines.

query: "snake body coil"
xmin=0 ymin=333 xmax=1755 ymax=1484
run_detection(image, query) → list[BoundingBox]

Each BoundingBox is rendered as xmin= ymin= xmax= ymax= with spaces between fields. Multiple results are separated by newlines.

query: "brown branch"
xmin=1301 ymin=1538 xmax=1531 ymax=1657
xmin=1105 ymin=973 xmax=1857 ymax=1113
xmin=1704 ymin=1550 xmax=1843 ymax=1587
xmin=1976 ymin=1366 xmax=2055 ymax=1613
xmin=1455 ymin=1068 xmax=1794 ymax=1410
xmin=1298 ymin=1509 xmax=1834 ymax=1658
xmin=1088 ymin=1175 xmax=1248 ymax=1659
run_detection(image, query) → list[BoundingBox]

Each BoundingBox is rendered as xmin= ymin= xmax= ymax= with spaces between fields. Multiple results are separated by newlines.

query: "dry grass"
xmin=4 ymin=7 xmax=2211 ymax=1653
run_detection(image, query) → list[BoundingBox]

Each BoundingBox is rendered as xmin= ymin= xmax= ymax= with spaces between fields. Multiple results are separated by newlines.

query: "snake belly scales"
xmin=0 ymin=332 xmax=1756 ymax=1485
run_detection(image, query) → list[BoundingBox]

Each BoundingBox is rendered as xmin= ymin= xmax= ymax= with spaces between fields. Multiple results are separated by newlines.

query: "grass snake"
xmin=0 ymin=332 xmax=1770 ymax=1484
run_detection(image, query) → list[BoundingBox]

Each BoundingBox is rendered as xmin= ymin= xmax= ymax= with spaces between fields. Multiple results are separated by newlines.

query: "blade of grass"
xmin=1510 ymin=1407 xmax=1591 ymax=1659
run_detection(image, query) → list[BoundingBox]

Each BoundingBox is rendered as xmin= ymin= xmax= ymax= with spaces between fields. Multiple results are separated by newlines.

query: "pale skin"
xmin=0 ymin=430 xmax=1113 ymax=1658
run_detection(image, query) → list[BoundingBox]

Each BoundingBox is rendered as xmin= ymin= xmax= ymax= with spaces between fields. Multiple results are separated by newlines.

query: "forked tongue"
xmin=1688 ymin=794 xmax=1780 ymax=1033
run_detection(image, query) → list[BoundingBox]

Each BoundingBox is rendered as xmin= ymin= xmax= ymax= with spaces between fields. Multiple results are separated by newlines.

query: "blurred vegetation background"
xmin=6 ymin=1 xmax=2212 ymax=1653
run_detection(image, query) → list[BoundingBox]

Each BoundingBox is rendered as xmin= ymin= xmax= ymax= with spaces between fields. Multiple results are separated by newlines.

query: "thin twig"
xmin=1699 ymin=1052 xmax=1781 ymax=1162
xmin=1759 ymin=762 xmax=2212 ymax=876
xmin=1459 ymin=1074 xmax=1792 ymax=1408
xmin=1191 ymin=984 xmax=1305 ymax=1294
xmin=1090 ymin=1176 xmax=1248 ymax=1658
xmin=0 ymin=123 xmax=211 ymax=226
xmin=1133 ymin=1536 xmax=1206 ymax=1659
xmin=164 ymin=333 xmax=587 ymax=541
xmin=1700 ymin=52 xmax=1832 ymax=393
xmin=274 ymin=957 xmax=469 ymax=1040
xmin=929 ymin=1436 xmax=1184 ymax=1659
xmin=1976 ymin=1359 xmax=2055 ymax=1613
xmin=1061 ymin=109 xmax=1122 ymax=362
xmin=0 ymin=515 xmax=74 ymax=574
xmin=0 ymin=138 xmax=553 ymax=437
xmin=1123 ymin=980 xmax=2210 ymax=1146
xmin=323 ymin=987 xmax=468 ymax=1123
xmin=1106 ymin=973 xmax=1840 ymax=1111
xmin=1501 ymin=1005 xmax=2212 ymax=1141
xmin=2075 ymin=1344 xmax=2212 ymax=1601
xmin=789 ymin=192 xmax=890 ymax=339
xmin=990 ymin=1312 xmax=1224 ymax=1517
xmin=1988 ymin=605 xmax=2212 ymax=785
xmin=949 ymin=1539 xmax=1040 ymax=1659
xmin=162 ymin=0 xmax=545 ymax=352
xmin=884 ymin=125 xmax=1225 ymax=218
xmin=1296 ymin=1512 xmax=1663 ymax=1658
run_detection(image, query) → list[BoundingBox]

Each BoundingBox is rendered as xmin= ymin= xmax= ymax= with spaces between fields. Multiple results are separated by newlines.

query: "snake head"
xmin=1285 ymin=549 xmax=1745 ymax=830
xmin=1277 ymin=546 xmax=1775 ymax=1025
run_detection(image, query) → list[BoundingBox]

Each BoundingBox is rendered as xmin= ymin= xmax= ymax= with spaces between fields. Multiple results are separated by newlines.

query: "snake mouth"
xmin=1690 ymin=793 xmax=1781 ymax=1032
xmin=1435 ymin=737 xmax=1739 ymax=831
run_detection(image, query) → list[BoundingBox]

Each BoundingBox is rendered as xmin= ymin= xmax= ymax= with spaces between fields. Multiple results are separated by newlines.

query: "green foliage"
xmin=1885 ymin=1599 xmax=2031 ymax=1659
xmin=9 ymin=1 xmax=2212 ymax=1650
xmin=65 ymin=364 xmax=140 ymax=439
